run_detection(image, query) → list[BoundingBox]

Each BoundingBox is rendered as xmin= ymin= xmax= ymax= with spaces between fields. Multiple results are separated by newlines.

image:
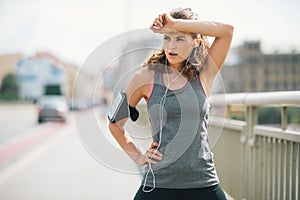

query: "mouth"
xmin=168 ymin=52 xmax=178 ymax=57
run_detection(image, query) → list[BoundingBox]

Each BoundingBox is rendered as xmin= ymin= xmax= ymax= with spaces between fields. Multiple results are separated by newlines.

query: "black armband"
xmin=129 ymin=105 xmax=139 ymax=122
xmin=108 ymin=90 xmax=139 ymax=123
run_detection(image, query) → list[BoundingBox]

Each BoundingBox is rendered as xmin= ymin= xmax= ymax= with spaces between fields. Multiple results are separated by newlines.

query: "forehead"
xmin=163 ymin=30 xmax=192 ymax=38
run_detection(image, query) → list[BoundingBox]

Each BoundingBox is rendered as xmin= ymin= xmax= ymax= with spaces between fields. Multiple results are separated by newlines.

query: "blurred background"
xmin=0 ymin=0 xmax=299 ymax=199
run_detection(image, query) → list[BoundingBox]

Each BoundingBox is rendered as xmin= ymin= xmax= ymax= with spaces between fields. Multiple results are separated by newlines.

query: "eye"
xmin=163 ymin=36 xmax=170 ymax=41
xmin=176 ymin=37 xmax=185 ymax=41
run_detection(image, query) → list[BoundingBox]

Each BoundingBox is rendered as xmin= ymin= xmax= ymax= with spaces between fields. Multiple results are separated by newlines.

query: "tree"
xmin=0 ymin=73 xmax=20 ymax=100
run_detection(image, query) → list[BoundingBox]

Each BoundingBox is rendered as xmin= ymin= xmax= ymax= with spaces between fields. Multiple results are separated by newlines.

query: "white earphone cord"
xmin=142 ymin=61 xmax=184 ymax=193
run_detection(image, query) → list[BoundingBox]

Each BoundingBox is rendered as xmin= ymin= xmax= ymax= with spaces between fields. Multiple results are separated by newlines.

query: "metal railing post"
xmin=281 ymin=106 xmax=287 ymax=130
xmin=244 ymin=106 xmax=257 ymax=200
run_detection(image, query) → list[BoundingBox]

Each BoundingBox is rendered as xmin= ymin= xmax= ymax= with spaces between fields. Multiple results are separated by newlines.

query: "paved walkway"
xmin=0 ymin=114 xmax=142 ymax=200
xmin=0 ymin=109 xmax=235 ymax=200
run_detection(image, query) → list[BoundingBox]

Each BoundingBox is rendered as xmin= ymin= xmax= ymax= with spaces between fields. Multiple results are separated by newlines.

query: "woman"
xmin=108 ymin=7 xmax=233 ymax=200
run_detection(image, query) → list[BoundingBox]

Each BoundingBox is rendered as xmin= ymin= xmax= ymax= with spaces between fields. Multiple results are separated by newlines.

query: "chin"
xmin=167 ymin=59 xmax=184 ymax=66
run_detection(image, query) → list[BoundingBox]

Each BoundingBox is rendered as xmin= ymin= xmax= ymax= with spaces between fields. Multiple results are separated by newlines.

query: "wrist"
xmin=171 ymin=19 xmax=185 ymax=31
xmin=134 ymin=153 xmax=147 ymax=166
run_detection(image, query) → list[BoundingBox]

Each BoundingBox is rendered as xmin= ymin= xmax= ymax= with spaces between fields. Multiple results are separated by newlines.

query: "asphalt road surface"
xmin=0 ymin=105 xmax=142 ymax=200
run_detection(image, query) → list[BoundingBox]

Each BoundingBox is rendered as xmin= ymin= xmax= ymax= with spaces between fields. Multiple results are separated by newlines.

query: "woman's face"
xmin=163 ymin=31 xmax=195 ymax=66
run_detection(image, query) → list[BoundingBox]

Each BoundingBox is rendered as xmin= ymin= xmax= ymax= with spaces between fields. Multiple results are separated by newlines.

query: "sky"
xmin=0 ymin=0 xmax=299 ymax=66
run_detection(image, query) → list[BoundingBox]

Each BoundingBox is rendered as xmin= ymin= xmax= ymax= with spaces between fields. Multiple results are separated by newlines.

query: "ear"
xmin=193 ymin=41 xmax=198 ymax=48
xmin=194 ymin=38 xmax=201 ymax=46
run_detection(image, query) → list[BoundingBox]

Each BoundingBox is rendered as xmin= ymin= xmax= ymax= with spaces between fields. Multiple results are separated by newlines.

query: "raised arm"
xmin=151 ymin=13 xmax=234 ymax=79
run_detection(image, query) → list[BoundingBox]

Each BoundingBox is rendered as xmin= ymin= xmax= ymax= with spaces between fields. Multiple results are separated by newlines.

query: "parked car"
xmin=37 ymin=95 xmax=69 ymax=123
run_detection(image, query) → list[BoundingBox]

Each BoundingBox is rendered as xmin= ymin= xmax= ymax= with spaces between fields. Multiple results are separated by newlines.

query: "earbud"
xmin=194 ymin=38 xmax=201 ymax=47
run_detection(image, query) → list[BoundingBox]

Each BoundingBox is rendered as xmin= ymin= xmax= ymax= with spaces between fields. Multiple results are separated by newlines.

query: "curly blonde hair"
xmin=143 ymin=7 xmax=210 ymax=79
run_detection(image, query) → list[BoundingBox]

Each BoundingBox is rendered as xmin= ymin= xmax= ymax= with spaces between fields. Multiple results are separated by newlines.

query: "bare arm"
xmin=173 ymin=20 xmax=233 ymax=71
xmin=151 ymin=13 xmax=234 ymax=79
xmin=109 ymin=119 xmax=147 ymax=165
xmin=108 ymin=69 xmax=162 ymax=166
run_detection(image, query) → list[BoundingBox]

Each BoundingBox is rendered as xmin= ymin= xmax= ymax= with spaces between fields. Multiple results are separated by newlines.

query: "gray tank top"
xmin=143 ymin=70 xmax=219 ymax=189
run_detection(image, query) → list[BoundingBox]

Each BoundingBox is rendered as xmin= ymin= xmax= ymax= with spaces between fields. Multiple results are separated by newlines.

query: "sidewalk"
xmin=0 ymin=114 xmax=142 ymax=200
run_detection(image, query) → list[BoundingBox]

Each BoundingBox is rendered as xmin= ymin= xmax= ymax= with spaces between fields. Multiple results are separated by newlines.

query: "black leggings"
xmin=133 ymin=184 xmax=227 ymax=200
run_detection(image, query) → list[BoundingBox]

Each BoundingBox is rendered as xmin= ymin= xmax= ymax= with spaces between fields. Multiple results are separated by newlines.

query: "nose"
xmin=168 ymin=41 xmax=177 ymax=51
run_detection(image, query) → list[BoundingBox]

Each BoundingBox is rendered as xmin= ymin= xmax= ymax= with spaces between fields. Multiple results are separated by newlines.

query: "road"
xmin=0 ymin=104 xmax=37 ymax=144
xmin=0 ymin=104 xmax=142 ymax=200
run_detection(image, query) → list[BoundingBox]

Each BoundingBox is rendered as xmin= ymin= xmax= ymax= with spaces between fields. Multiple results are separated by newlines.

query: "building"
xmin=0 ymin=53 xmax=23 ymax=88
xmin=221 ymin=41 xmax=300 ymax=93
xmin=0 ymin=52 xmax=95 ymax=103
xmin=16 ymin=57 xmax=67 ymax=101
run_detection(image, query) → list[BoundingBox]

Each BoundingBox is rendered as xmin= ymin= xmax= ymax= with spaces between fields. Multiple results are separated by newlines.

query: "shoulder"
xmin=125 ymin=67 xmax=155 ymax=106
xmin=131 ymin=66 xmax=155 ymax=84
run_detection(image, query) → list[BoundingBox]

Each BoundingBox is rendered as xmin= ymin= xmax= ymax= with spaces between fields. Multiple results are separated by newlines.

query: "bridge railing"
xmin=210 ymin=91 xmax=300 ymax=200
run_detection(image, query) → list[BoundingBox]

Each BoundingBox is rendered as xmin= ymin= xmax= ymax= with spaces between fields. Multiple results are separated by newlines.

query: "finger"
xmin=148 ymin=148 xmax=163 ymax=157
xmin=159 ymin=14 xmax=163 ymax=23
xmin=159 ymin=14 xmax=165 ymax=26
xmin=155 ymin=17 xmax=163 ymax=28
xmin=150 ymin=26 xmax=162 ymax=34
xmin=152 ymin=21 xmax=161 ymax=30
xmin=146 ymin=149 xmax=163 ymax=159
xmin=146 ymin=149 xmax=160 ymax=158
xmin=150 ymin=24 xmax=156 ymax=30
xmin=150 ymin=142 xmax=159 ymax=149
xmin=141 ymin=154 xmax=157 ymax=165
xmin=152 ymin=18 xmax=162 ymax=28
xmin=149 ymin=159 xmax=157 ymax=165
xmin=146 ymin=152 xmax=163 ymax=161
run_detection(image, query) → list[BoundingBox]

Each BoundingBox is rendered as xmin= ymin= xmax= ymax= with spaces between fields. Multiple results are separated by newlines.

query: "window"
xmin=250 ymin=81 xmax=257 ymax=90
xmin=291 ymin=55 xmax=298 ymax=63
xmin=264 ymin=82 xmax=269 ymax=90
xmin=248 ymin=57 xmax=258 ymax=64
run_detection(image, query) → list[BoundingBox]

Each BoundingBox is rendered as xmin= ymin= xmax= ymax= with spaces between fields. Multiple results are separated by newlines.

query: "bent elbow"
xmin=108 ymin=121 xmax=125 ymax=134
xmin=108 ymin=122 xmax=117 ymax=133
xmin=225 ymin=24 xmax=234 ymax=37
